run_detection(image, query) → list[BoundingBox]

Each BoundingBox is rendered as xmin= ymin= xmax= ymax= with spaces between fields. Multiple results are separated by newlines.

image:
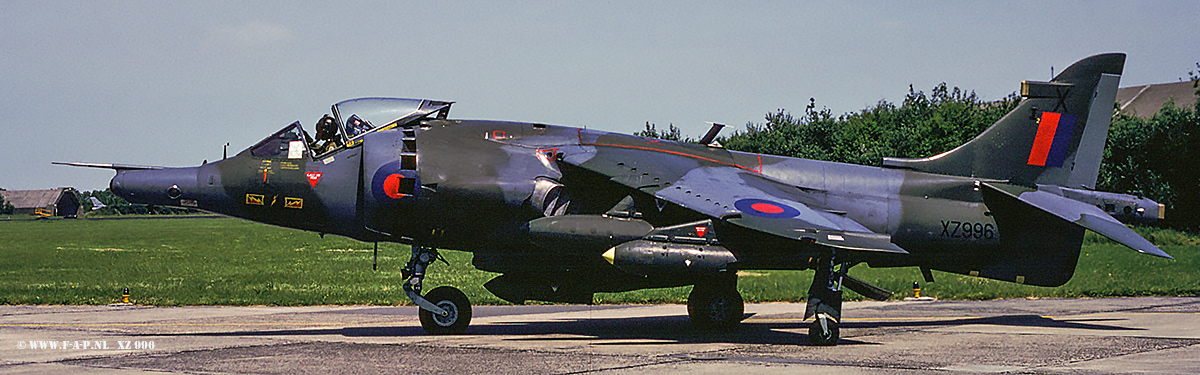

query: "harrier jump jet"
xmin=59 ymin=53 xmax=1170 ymax=345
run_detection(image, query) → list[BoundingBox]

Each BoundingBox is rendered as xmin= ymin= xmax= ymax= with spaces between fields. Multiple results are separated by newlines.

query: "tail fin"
xmin=883 ymin=53 xmax=1125 ymax=189
xmin=89 ymin=197 xmax=106 ymax=210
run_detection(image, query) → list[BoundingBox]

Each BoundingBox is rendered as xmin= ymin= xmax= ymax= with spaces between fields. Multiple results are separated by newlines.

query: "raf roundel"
xmin=734 ymin=198 xmax=801 ymax=219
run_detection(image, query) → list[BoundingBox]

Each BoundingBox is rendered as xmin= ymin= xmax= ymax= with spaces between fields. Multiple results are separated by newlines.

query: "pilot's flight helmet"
xmin=317 ymin=115 xmax=337 ymax=139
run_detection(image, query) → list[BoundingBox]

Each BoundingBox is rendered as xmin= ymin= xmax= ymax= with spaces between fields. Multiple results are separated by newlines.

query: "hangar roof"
xmin=1116 ymin=80 xmax=1199 ymax=118
xmin=0 ymin=188 xmax=76 ymax=209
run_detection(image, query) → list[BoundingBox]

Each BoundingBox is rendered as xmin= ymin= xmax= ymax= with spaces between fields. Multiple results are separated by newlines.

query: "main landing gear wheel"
xmin=687 ymin=283 xmax=744 ymax=330
xmin=808 ymin=313 xmax=839 ymax=346
xmin=418 ymin=286 xmax=472 ymax=335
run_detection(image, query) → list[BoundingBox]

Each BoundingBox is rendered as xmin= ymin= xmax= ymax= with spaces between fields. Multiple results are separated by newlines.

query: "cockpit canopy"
xmin=333 ymin=98 xmax=452 ymax=140
xmin=243 ymin=97 xmax=452 ymax=160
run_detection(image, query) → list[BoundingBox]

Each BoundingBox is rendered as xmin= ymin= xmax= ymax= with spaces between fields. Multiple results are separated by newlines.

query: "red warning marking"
xmin=491 ymin=130 xmax=506 ymax=139
xmin=751 ymin=202 xmax=785 ymax=214
xmin=695 ymin=226 xmax=708 ymax=237
xmin=305 ymin=172 xmax=323 ymax=188
xmin=382 ymin=174 xmax=407 ymax=199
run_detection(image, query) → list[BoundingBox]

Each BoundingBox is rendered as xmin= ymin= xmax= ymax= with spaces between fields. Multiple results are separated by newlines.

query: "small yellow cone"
xmin=601 ymin=248 xmax=616 ymax=265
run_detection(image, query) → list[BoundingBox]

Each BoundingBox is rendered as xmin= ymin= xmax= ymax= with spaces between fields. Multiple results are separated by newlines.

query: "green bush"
xmin=0 ymin=194 xmax=13 ymax=215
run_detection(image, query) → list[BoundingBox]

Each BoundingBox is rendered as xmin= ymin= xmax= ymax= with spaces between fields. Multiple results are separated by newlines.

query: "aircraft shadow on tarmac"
xmin=132 ymin=311 xmax=1140 ymax=347
xmin=840 ymin=314 xmax=1142 ymax=332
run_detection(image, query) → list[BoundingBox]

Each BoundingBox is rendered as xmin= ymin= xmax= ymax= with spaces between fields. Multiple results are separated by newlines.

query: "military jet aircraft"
xmin=58 ymin=53 xmax=1171 ymax=345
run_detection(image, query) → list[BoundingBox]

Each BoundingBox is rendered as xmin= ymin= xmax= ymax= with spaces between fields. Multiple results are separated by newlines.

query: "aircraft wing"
xmin=654 ymin=166 xmax=907 ymax=254
xmin=562 ymin=143 xmax=905 ymax=254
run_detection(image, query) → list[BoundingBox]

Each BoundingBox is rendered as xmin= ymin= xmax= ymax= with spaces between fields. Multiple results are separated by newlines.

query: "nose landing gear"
xmin=403 ymin=245 xmax=472 ymax=335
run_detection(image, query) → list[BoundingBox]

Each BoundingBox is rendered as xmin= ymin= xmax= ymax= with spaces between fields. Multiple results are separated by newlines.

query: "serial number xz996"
xmin=940 ymin=220 xmax=995 ymax=239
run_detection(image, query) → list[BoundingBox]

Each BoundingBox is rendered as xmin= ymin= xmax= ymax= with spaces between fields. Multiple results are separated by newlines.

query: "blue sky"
xmin=2 ymin=1 xmax=1198 ymax=191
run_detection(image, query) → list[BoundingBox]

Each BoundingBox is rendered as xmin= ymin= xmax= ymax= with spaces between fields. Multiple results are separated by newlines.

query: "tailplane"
xmin=883 ymin=53 xmax=1125 ymax=189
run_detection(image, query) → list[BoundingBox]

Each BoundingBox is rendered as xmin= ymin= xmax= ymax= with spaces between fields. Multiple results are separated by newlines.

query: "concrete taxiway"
xmin=2 ymin=296 xmax=1199 ymax=374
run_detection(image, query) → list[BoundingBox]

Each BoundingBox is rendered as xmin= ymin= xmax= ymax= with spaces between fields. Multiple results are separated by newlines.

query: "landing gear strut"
xmin=805 ymin=251 xmax=843 ymax=346
xmin=403 ymin=245 xmax=471 ymax=335
xmin=687 ymin=272 xmax=744 ymax=330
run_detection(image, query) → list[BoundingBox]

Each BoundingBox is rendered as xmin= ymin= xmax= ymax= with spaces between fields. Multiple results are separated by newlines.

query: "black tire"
xmin=418 ymin=286 xmax=472 ymax=335
xmin=687 ymin=283 xmax=744 ymax=330
xmin=808 ymin=314 xmax=839 ymax=346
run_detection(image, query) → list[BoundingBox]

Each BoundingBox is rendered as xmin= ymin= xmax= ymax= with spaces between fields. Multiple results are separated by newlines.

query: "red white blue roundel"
xmin=734 ymin=198 xmax=801 ymax=219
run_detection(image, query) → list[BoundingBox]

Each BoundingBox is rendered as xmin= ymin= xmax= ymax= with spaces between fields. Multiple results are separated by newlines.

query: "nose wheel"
xmin=418 ymin=286 xmax=472 ymax=335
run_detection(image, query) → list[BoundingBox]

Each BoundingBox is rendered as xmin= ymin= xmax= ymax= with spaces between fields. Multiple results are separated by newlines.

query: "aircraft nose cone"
xmin=111 ymin=167 xmax=199 ymax=206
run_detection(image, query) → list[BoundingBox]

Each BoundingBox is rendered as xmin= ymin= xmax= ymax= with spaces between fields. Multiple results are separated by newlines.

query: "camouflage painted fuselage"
xmin=111 ymin=115 xmax=1148 ymax=295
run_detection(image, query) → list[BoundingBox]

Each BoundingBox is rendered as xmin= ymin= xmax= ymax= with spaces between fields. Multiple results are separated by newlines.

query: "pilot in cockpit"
xmin=313 ymin=114 xmax=342 ymax=154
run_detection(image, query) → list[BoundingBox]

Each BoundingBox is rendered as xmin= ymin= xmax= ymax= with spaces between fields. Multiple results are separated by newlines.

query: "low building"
xmin=0 ymin=188 xmax=81 ymax=217
xmin=1116 ymin=80 xmax=1200 ymax=118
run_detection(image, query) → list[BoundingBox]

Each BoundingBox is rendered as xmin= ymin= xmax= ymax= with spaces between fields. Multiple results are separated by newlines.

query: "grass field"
xmin=1 ymin=217 xmax=1197 ymax=306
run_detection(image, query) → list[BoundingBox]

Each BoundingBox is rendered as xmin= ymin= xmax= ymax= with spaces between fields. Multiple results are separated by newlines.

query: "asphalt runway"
xmin=3 ymin=296 xmax=1200 ymax=374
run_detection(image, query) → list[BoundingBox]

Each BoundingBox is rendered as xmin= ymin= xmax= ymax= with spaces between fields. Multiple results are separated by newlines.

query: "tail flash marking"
xmin=1027 ymin=112 xmax=1077 ymax=167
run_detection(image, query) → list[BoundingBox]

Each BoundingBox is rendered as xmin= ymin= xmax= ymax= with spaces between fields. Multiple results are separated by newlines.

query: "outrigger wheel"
xmin=687 ymin=280 xmax=744 ymax=330
xmin=418 ymin=286 xmax=472 ymax=335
